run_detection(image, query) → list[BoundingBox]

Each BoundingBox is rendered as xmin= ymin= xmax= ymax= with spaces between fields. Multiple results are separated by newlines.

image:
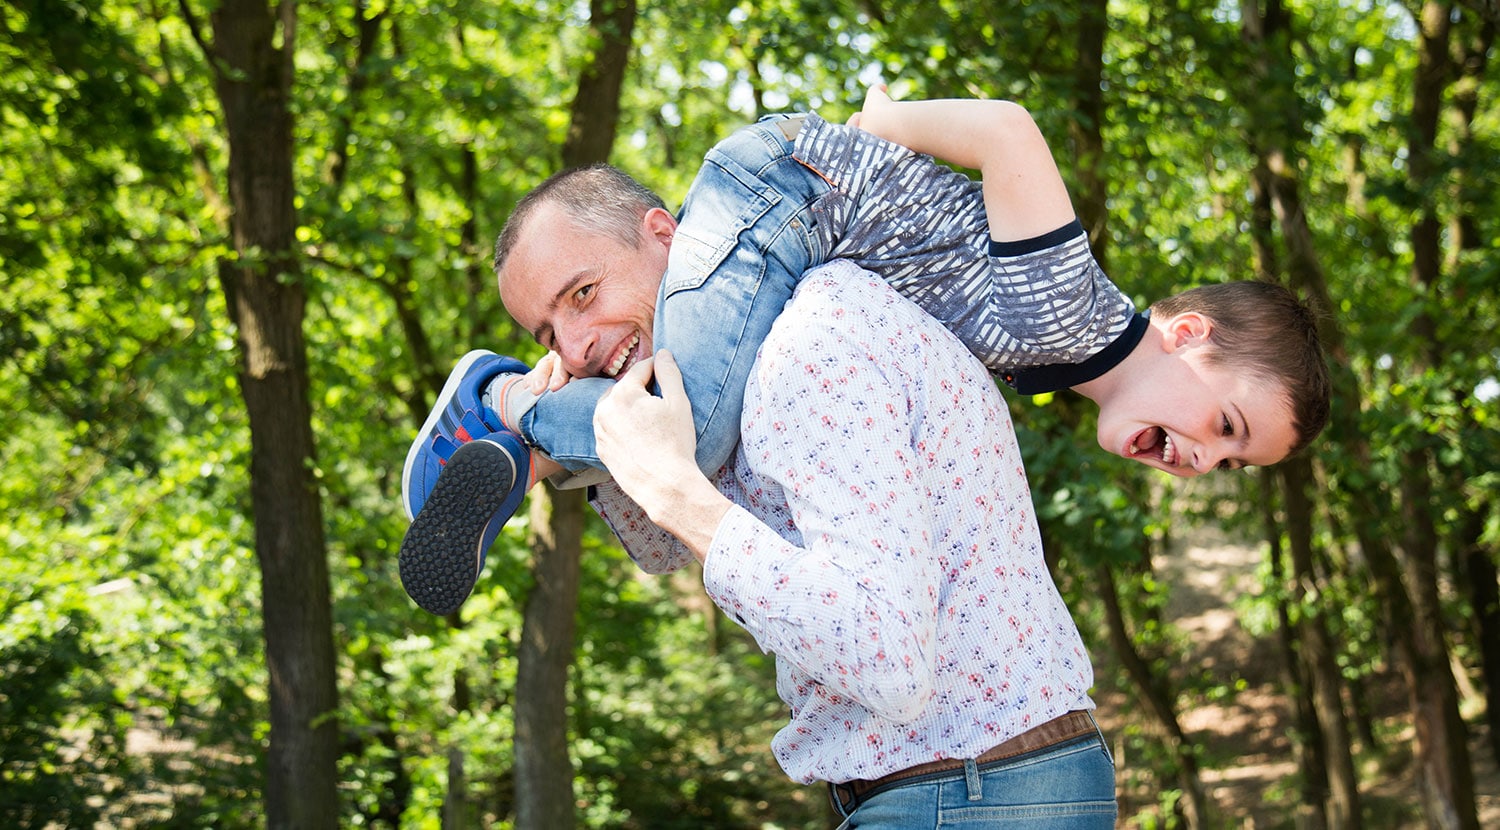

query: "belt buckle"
xmin=828 ymin=780 xmax=858 ymax=815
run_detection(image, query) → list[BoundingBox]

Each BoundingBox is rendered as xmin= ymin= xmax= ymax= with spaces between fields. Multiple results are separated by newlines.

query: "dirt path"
xmin=1091 ymin=531 xmax=1500 ymax=828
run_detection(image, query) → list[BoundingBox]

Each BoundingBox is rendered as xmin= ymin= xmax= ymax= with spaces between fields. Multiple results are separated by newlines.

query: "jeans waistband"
xmin=828 ymin=710 xmax=1097 ymax=813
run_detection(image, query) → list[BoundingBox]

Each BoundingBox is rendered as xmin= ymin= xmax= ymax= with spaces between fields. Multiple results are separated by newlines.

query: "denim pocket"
xmin=664 ymin=153 xmax=779 ymax=295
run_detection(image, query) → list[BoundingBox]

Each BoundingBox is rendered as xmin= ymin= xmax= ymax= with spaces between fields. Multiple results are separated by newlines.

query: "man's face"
xmin=499 ymin=201 xmax=674 ymax=379
xmin=1094 ymin=318 xmax=1299 ymax=477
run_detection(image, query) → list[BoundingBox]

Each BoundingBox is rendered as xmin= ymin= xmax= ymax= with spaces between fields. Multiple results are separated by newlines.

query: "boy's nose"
xmin=1190 ymin=445 xmax=1221 ymax=474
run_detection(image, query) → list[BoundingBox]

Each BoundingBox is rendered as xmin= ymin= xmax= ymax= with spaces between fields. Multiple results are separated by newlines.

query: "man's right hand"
xmin=594 ymin=350 xmax=729 ymax=561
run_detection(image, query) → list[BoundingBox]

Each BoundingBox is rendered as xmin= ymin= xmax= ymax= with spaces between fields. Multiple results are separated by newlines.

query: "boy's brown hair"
xmin=1150 ymin=282 xmax=1331 ymax=457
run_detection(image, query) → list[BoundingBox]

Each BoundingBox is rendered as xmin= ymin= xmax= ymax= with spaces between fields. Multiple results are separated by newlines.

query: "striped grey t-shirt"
xmin=793 ymin=112 xmax=1138 ymax=393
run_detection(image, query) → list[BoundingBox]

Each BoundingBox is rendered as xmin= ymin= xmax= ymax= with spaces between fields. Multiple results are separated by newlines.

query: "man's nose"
xmin=553 ymin=324 xmax=594 ymax=376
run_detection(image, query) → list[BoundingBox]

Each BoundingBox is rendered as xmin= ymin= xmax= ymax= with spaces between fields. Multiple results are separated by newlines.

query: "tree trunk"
xmin=1398 ymin=5 xmax=1481 ymax=826
xmin=1443 ymin=14 xmax=1500 ymax=767
xmin=515 ymin=485 xmax=584 ymax=830
xmin=1280 ymin=456 xmax=1361 ymax=828
xmin=563 ymin=0 xmax=638 ymax=168
xmin=1067 ymin=0 xmax=1109 ymax=252
xmin=1237 ymin=0 xmax=1482 ymax=824
xmin=1258 ymin=468 xmax=1329 ymax=830
xmin=1064 ymin=7 xmax=1210 ymax=820
xmin=1096 ymin=562 xmax=1209 ymax=826
xmin=1461 ymin=506 xmax=1500 ymax=766
xmin=205 ymin=1 xmax=340 ymax=826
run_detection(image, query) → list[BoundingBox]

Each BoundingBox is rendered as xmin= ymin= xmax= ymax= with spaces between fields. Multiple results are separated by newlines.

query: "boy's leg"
xmin=397 ymin=116 xmax=829 ymax=615
xmin=513 ymin=114 xmax=831 ymax=482
xmin=655 ymin=114 xmax=830 ymax=475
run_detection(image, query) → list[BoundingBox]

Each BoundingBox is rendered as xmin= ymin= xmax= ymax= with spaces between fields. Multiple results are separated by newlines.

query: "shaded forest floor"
xmin=1093 ymin=529 xmax=1500 ymax=828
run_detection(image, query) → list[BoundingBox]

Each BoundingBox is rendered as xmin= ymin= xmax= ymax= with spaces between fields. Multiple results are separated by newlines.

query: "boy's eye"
xmin=1221 ymin=415 xmax=1234 ymax=437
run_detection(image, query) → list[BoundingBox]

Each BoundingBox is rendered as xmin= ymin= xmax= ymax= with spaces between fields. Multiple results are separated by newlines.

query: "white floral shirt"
xmin=592 ymin=260 xmax=1094 ymax=784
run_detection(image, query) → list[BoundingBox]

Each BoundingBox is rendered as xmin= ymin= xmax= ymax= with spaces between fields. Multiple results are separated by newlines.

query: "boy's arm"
xmin=851 ymin=87 xmax=1075 ymax=243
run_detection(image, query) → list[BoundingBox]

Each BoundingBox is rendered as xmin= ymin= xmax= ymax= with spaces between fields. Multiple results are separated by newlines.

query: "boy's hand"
xmin=847 ymin=85 xmax=902 ymax=144
xmin=526 ymin=351 xmax=576 ymax=394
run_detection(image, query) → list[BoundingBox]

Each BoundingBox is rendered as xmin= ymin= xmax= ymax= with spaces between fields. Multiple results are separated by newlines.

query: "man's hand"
xmin=594 ymin=350 xmax=729 ymax=561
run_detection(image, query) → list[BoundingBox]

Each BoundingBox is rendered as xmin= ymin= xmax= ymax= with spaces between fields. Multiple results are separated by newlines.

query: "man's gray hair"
xmin=493 ymin=164 xmax=667 ymax=273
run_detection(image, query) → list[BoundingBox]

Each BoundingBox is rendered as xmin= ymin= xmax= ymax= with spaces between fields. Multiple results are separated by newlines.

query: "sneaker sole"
xmin=398 ymin=439 xmax=518 ymax=615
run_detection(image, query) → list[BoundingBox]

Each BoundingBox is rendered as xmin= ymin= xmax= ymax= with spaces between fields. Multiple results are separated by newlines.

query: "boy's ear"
xmin=1163 ymin=311 xmax=1214 ymax=352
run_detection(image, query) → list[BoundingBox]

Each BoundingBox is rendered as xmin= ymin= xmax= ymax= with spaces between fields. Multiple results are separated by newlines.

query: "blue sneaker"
xmin=398 ymin=350 xmax=531 ymax=616
xmin=401 ymin=350 xmax=529 ymax=520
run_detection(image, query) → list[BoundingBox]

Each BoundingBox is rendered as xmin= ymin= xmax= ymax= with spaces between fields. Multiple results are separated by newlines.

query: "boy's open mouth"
xmin=1128 ymin=426 xmax=1179 ymax=466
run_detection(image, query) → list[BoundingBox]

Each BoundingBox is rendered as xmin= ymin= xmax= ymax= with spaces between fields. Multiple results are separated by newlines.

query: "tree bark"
xmin=1280 ymin=456 xmax=1360 ymax=828
xmin=1065 ymin=6 xmax=1209 ymax=821
xmin=514 ymin=485 xmax=583 ymax=830
xmin=1096 ymin=562 xmax=1209 ymax=826
xmin=1446 ymin=20 xmax=1498 ymax=766
xmin=563 ymin=0 xmax=637 ymax=168
xmin=1258 ymin=468 xmax=1329 ymax=830
xmin=202 ymin=0 xmax=341 ymax=826
xmin=1396 ymin=6 xmax=1481 ymax=825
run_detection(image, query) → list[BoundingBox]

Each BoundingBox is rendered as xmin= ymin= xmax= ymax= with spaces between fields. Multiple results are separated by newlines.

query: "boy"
xmin=397 ymin=88 xmax=1329 ymax=616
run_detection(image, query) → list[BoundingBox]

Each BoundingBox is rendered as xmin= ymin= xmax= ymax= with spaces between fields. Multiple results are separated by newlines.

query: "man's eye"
xmin=574 ymin=284 xmax=594 ymax=302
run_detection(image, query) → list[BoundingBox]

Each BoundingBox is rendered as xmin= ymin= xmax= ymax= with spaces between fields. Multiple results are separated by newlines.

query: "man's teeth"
xmin=1160 ymin=434 xmax=1176 ymax=465
xmin=606 ymin=334 xmax=639 ymax=377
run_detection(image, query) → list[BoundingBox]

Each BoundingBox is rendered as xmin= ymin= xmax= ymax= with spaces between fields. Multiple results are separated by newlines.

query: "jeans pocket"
xmin=664 ymin=156 xmax=779 ymax=295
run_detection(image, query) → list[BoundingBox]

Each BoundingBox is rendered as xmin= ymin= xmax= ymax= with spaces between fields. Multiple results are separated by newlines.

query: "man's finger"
xmin=615 ymin=355 xmax=655 ymax=392
xmin=651 ymin=350 xmax=687 ymax=401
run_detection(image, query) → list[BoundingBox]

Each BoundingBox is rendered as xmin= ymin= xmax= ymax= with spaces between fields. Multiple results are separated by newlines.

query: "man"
xmin=589 ymin=260 xmax=1117 ymax=826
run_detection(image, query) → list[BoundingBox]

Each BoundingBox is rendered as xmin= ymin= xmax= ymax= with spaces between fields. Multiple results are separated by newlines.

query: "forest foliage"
xmin=2 ymin=0 xmax=1497 ymax=827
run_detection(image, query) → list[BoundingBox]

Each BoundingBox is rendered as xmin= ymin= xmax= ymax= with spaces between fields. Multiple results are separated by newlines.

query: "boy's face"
xmin=499 ymin=201 xmax=673 ymax=380
xmin=1094 ymin=316 xmax=1298 ymax=477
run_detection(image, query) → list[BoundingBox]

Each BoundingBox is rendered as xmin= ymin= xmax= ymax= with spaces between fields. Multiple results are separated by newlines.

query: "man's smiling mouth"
xmin=605 ymin=332 xmax=640 ymax=377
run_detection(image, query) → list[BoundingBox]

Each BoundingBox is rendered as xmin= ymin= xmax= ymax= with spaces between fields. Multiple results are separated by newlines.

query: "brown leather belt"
xmin=829 ymin=710 xmax=1097 ymax=810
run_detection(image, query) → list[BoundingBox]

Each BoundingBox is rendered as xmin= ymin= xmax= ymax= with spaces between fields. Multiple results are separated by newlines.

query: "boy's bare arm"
xmin=851 ymin=87 xmax=1077 ymax=243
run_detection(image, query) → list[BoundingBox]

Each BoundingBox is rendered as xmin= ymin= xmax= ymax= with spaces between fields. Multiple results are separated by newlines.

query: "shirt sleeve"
xmin=590 ymin=481 xmax=697 ymax=575
xmin=700 ymin=291 xmax=945 ymax=723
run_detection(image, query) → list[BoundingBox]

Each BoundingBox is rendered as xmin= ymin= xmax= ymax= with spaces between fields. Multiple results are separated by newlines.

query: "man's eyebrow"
xmin=532 ymin=270 xmax=592 ymax=347
xmin=549 ymin=271 xmax=590 ymax=310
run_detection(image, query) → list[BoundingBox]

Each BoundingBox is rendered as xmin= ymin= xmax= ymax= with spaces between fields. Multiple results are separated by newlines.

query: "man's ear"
xmin=1163 ymin=311 xmax=1214 ymax=352
xmin=642 ymin=207 xmax=677 ymax=248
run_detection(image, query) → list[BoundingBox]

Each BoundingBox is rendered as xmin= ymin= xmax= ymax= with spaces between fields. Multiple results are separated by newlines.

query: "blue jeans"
xmin=518 ymin=114 xmax=828 ymax=476
xmin=830 ymin=734 xmax=1117 ymax=829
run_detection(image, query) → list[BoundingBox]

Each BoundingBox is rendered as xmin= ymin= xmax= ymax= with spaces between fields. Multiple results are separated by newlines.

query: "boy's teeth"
xmin=1162 ymin=434 xmax=1176 ymax=465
